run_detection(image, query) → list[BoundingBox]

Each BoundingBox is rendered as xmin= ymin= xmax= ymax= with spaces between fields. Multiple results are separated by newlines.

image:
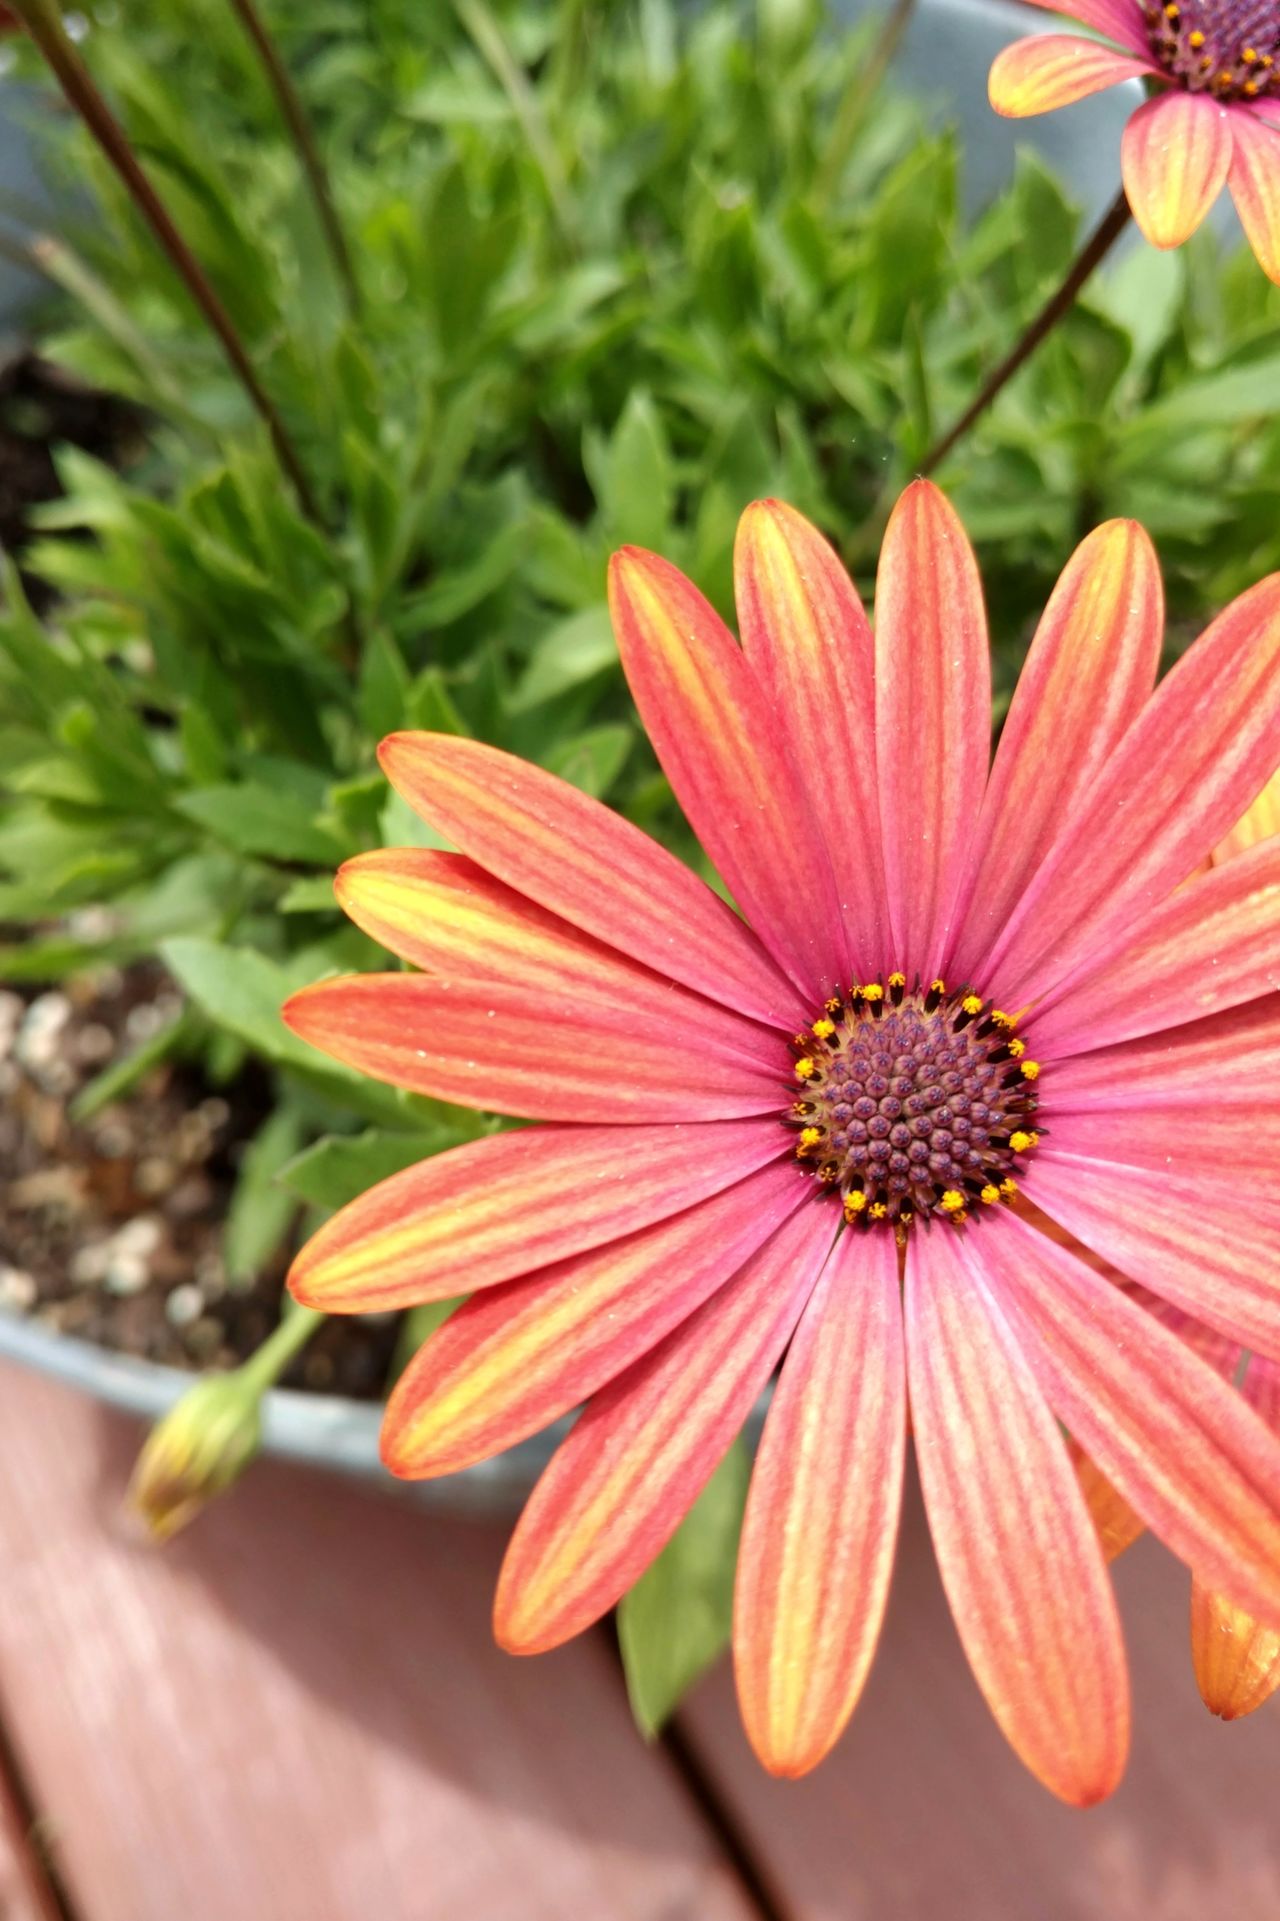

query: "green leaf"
xmin=617 ymin=1440 xmax=750 ymax=1737
xmin=543 ymin=724 xmax=632 ymax=799
xmin=509 ymin=605 xmax=616 ymax=711
xmin=224 ymin=1105 xmax=306 ymax=1287
xmin=278 ymin=1127 xmax=460 ymax=1211
xmin=178 ymin=784 xmax=349 ymax=867
xmin=585 ymin=391 xmax=673 ymax=550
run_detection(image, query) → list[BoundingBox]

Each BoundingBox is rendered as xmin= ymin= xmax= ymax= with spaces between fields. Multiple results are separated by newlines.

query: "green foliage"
xmin=618 ymin=1440 xmax=751 ymax=1736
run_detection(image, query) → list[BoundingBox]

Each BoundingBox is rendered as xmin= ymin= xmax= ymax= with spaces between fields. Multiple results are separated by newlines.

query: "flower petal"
xmin=609 ymin=547 xmax=848 ymax=1000
xmin=1122 ymin=92 xmax=1233 ymax=249
xmin=975 ymin=1212 xmax=1280 ymax=1625
xmin=1229 ymin=110 xmax=1280 ymax=286
xmin=377 ymin=733 xmax=805 ymax=1029
xmin=990 ymin=34 xmax=1154 ymax=117
xmin=381 ymin=1159 xmax=811 ymax=1477
xmin=336 ymin=848 xmax=735 ymax=1008
xmin=734 ymin=500 xmax=889 ymax=976
xmin=1013 ymin=0 xmax=1150 ymax=55
xmin=982 ymin=573 xmax=1280 ymax=1009
xmin=1192 ymin=1357 xmax=1280 ymax=1719
xmin=906 ymin=1226 xmax=1130 ymax=1806
xmin=874 ymin=481 xmax=991 ymax=984
xmin=282 ymin=974 xmax=788 ymax=1123
xmin=948 ymin=520 xmax=1162 ymax=988
xmin=1029 ymin=836 xmax=1280 ymax=1056
xmin=289 ymin=1116 xmax=786 ymax=1313
xmin=1046 ymin=997 xmax=1280 ymax=1111
xmin=733 ymin=1230 xmax=905 ymax=1779
xmin=1024 ymin=1152 xmax=1280 ymax=1358
xmin=494 ymin=1202 xmax=836 ymax=1655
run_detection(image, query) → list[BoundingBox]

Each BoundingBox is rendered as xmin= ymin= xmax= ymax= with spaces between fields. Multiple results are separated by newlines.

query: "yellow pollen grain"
xmin=861 ymin=982 xmax=884 ymax=1003
xmin=1009 ymin=1130 xmax=1034 ymax=1153
xmin=1008 ymin=1037 xmax=1027 ymax=1058
xmin=888 ymin=971 xmax=906 ymax=989
xmin=1245 ymin=79 xmax=1260 ymax=92
xmin=1189 ymin=27 xmax=1204 ymax=44
xmin=940 ymin=1190 xmax=966 ymax=1214
xmin=980 ymin=1184 xmax=1001 ymax=1205
xmin=812 ymin=1018 xmax=836 ymax=1041
xmin=1000 ymin=1177 xmax=1019 ymax=1200
xmin=794 ymin=1057 xmax=816 ymax=1081
xmin=798 ymin=1126 xmax=821 ymax=1151
xmin=1019 ymin=1060 xmax=1040 ymax=1081
xmin=844 ymin=1190 xmax=868 ymax=1217
xmin=1243 ymin=45 xmax=1258 ymax=61
xmin=962 ymin=994 xmax=983 ymax=1016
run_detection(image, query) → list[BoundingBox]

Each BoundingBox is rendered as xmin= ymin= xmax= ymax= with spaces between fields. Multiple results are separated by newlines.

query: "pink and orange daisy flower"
xmin=989 ymin=0 xmax=1280 ymax=282
xmin=284 ymin=481 xmax=1280 ymax=1803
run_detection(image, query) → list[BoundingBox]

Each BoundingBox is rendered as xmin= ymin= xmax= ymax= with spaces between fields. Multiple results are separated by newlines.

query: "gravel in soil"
xmin=0 ymin=964 xmax=399 ymax=1400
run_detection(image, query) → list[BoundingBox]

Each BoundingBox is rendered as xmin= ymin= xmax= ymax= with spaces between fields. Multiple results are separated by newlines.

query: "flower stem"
xmin=919 ymin=185 xmax=1132 ymax=477
xmin=12 ymin=0 xmax=323 ymax=525
xmin=225 ymin=0 xmax=362 ymax=318
xmin=239 ymin=1301 xmax=325 ymax=1395
xmin=816 ymin=0 xmax=918 ymax=212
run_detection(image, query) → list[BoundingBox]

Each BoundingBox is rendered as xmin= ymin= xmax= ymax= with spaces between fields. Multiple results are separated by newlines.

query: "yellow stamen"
xmin=794 ymin=1057 xmax=816 ymax=1081
xmin=961 ymin=994 xmax=983 ymax=1016
xmin=1243 ymin=46 xmax=1258 ymax=62
xmin=797 ymin=1126 xmax=822 ymax=1152
xmin=868 ymin=1201 xmax=888 ymax=1221
xmin=861 ymin=981 xmax=884 ymax=1003
xmin=844 ymin=1190 xmax=868 ymax=1217
xmin=929 ymin=978 xmax=946 ymax=994
xmin=824 ymin=997 xmax=843 ymax=1017
xmin=990 ymin=1009 xmax=1015 ymax=1030
xmin=1188 ymin=27 xmax=1204 ymax=44
xmin=812 ymin=1018 xmax=836 ymax=1041
xmin=1007 ymin=1036 xmax=1027 ymax=1058
xmin=1019 ymin=1060 xmax=1040 ymax=1081
xmin=980 ymin=1184 xmax=1001 ymax=1205
xmin=887 ymin=971 xmax=906 ymax=989
xmin=1009 ymin=1130 xmax=1035 ymax=1153
xmin=939 ymin=1189 xmax=966 ymax=1214
xmin=1000 ymin=1177 xmax=1019 ymax=1201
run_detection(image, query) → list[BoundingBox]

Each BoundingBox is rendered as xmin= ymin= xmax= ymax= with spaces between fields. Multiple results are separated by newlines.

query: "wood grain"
xmin=0 ymin=1364 xmax=755 ymax=1921
xmin=681 ymin=1468 xmax=1280 ymax=1921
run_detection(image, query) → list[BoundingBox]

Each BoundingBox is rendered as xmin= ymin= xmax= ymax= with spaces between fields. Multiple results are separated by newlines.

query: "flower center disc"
xmin=1146 ymin=1 xmax=1280 ymax=98
xmin=789 ymin=978 xmax=1042 ymax=1233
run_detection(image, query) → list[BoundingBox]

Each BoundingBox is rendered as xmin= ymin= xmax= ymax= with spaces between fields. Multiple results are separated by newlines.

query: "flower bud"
xmin=128 ymin=1372 xmax=263 ymax=1541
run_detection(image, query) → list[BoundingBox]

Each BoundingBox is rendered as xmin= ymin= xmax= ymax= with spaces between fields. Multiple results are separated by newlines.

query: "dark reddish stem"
xmin=13 ymin=0 xmax=323 ymax=525
xmin=226 ymin=0 xmax=362 ymax=317
xmin=920 ymin=185 xmax=1133 ymax=476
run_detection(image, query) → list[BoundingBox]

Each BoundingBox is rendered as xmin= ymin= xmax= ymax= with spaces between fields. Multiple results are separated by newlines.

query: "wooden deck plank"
xmin=0 ymin=1364 xmax=756 ymax=1921
xmin=680 ymin=1470 xmax=1280 ymax=1921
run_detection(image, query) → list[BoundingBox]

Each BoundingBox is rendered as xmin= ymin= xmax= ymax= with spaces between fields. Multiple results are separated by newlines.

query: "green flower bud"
xmin=129 ymin=1372 xmax=263 ymax=1541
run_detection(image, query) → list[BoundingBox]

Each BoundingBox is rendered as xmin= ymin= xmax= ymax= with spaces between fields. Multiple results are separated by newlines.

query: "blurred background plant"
xmin=3 ymin=0 xmax=1280 ymax=1402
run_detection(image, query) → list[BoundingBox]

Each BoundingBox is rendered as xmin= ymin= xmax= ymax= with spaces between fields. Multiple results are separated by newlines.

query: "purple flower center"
xmin=788 ymin=979 xmax=1041 ymax=1234
xmin=1146 ymin=0 xmax=1280 ymax=99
